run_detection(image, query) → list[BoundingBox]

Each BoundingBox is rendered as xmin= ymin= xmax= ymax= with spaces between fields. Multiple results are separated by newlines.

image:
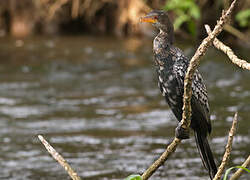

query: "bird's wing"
xmin=172 ymin=51 xmax=211 ymax=133
xmin=191 ymin=71 xmax=211 ymax=133
xmin=192 ymin=70 xmax=210 ymax=114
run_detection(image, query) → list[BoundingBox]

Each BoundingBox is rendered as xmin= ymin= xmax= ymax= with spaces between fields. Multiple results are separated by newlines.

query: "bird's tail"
xmin=194 ymin=130 xmax=217 ymax=180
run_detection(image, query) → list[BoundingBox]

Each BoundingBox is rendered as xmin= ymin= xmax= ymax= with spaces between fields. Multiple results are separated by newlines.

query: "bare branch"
xmin=205 ymin=25 xmax=250 ymax=70
xmin=180 ymin=0 xmax=237 ymax=130
xmin=213 ymin=112 xmax=238 ymax=180
xmin=230 ymin=155 xmax=250 ymax=180
xmin=38 ymin=135 xmax=82 ymax=180
xmin=141 ymin=138 xmax=181 ymax=180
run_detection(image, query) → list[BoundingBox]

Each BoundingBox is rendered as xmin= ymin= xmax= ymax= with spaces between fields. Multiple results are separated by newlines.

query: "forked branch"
xmin=180 ymin=0 xmax=237 ymax=130
xmin=205 ymin=25 xmax=250 ymax=70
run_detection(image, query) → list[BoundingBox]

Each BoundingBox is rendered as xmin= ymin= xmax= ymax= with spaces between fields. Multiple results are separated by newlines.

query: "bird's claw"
xmin=175 ymin=123 xmax=190 ymax=139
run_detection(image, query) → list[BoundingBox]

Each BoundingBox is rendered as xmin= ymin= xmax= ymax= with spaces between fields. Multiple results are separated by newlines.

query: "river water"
xmin=0 ymin=36 xmax=249 ymax=180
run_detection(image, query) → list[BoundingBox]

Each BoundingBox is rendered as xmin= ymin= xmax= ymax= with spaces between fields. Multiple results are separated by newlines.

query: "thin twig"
xmin=141 ymin=138 xmax=181 ymax=179
xmin=140 ymin=1 xmax=238 ymax=180
xmin=230 ymin=155 xmax=250 ymax=180
xmin=224 ymin=24 xmax=248 ymax=42
xmin=180 ymin=0 xmax=237 ymax=130
xmin=205 ymin=25 xmax=250 ymax=70
xmin=213 ymin=112 xmax=238 ymax=180
xmin=38 ymin=135 xmax=82 ymax=180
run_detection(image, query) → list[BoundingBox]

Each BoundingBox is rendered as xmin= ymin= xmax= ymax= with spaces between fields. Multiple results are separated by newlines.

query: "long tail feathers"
xmin=194 ymin=131 xmax=217 ymax=180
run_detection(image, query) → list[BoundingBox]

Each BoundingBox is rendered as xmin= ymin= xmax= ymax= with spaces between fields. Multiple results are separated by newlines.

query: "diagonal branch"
xmin=205 ymin=25 xmax=250 ymax=70
xmin=38 ymin=135 xmax=82 ymax=180
xmin=141 ymin=138 xmax=181 ymax=179
xmin=230 ymin=155 xmax=250 ymax=180
xmin=213 ymin=112 xmax=238 ymax=180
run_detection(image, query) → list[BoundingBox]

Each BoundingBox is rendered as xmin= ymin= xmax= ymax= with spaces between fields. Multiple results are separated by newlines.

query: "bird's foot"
xmin=175 ymin=123 xmax=190 ymax=139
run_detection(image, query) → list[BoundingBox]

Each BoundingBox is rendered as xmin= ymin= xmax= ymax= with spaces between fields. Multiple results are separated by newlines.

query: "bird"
xmin=140 ymin=10 xmax=217 ymax=179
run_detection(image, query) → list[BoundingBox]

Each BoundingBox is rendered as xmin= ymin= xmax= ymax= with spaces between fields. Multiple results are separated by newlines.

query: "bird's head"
xmin=140 ymin=10 xmax=173 ymax=36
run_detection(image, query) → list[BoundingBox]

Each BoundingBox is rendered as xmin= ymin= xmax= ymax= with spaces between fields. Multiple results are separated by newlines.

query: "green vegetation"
xmin=223 ymin=166 xmax=250 ymax=180
xmin=235 ymin=9 xmax=250 ymax=27
xmin=124 ymin=174 xmax=142 ymax=180
xmin=164 ymin=0 xmax=200 ymax=36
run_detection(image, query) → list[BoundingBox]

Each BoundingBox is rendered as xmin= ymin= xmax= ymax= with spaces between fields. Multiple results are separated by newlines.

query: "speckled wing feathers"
xmin=157 ymin=46 xmax=211 ymax=133
xmin=173 ymin=56 xmax=210 ymax=114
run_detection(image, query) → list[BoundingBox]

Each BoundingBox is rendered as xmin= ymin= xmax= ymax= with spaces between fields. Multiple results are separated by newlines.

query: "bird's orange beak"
xmin=140 ymin=15 xmax=157 ymax=23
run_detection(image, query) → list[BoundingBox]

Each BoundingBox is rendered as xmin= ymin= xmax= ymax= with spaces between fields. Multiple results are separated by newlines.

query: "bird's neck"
xmin=159 ymin=28 xmax=174 ymax=44
xmin=153 ymin=30 xmax=175 ymax=67
xmin=153 ymin=30 xmax=173 ymax=54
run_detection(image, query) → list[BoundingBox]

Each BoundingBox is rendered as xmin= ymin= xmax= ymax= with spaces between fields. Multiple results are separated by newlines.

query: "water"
xmin=0 ymin=36 xmax=249 ymax=180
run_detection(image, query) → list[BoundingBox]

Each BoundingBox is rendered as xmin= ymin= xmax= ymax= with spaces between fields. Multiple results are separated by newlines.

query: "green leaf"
xmin=124 ymin=174 xmax=142 ymax=180
xmin=180 ymin=0 xmax=194 ymax=10
xmin=235 ymin=9 xmax=250 ymax=27
xmin=163 ymin=0 xmax=200 ymax=35
xmin=187 ymin=20 xmax=196 ymax=36
xmin=164 ymin=0 xmax=179 ymax=10
xmin=164 ymin=0 xmax=190 ymax=10
xmin=189 ymin=5 xmax=200 ymax=19
xmin=223 ymin=166 xmax=250 ymax=180
xmin=173 ymin=14 xmax=190 ymax=30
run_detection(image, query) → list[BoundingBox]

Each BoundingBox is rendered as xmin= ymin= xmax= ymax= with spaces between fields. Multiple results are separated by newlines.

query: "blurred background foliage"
xmin=0 ymin=0 xmax=249 ymax=44
xmin=164 ymin=0 xmax=200 ymax=36
xmin=235 ymin=9 xmax=250 ymax=27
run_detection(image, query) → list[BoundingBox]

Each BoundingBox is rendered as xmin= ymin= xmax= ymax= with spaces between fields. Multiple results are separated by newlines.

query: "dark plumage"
xmin=141 ymin=10 xmax=217 ymax=179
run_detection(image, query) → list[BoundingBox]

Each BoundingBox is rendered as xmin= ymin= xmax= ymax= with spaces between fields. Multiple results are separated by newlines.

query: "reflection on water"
xmin=0 ymin=36 xmax=249 ymax=180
